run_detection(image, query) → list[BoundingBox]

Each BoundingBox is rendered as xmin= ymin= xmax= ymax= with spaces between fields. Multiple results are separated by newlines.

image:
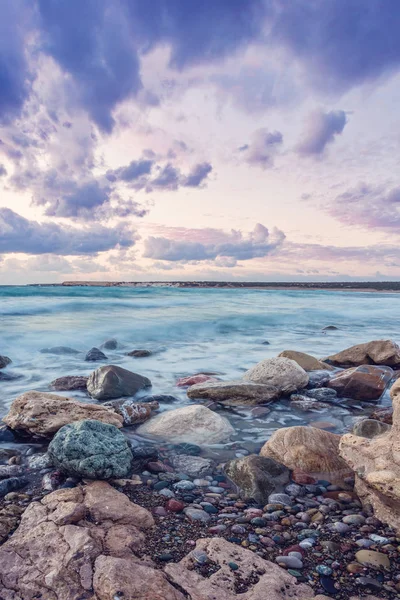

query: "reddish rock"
xmin=147 ymin=461 xmax=172 ymax=474
xmin=292 ymin=470 xmax=317 ymax=485
xmin=283 ymin=544 xmax=305 ymax=556
xmin=328 ymin=365 xmax=393 ymax=401
xmin=369 ymin=406 xmax=393 ymax=424
xmin=166 ymin=499 xmax=185 ymax=513
xmin=176 ymin=374 xmax=218 ymax=387
xmin=51 ymin=376 xmax=89 ymax=391
xmin=153 ymin=506 xmax=168 ymax=517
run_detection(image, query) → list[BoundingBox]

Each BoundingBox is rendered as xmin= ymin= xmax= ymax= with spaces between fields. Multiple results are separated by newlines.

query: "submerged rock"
xmin=101 ymin=338 xmax=118 ymax=350
xmin=2 ymin=391 xmax=123 ymax=437
xmin=278 ymin=350 xmax=333 ymax=371
xmin=136 ymin=404 xmax=234 ymax=444
xmin=103 ymin=398 xmax=156 ymax=425
xmin=187 ymin=380 xmax=279 ymax=405
xmin=369 ymin=406 xmax=393 ymax=424
xmin=243 ymin=357 xmax=309 ymax=395
xmin=87 ymin=364 xmax=151 ymax=400
xmin=225 ymin=454 xmax=290 ymax=504
xmin=40 ymin=346 xmax=80 ymax=355
xmin=177 ymin=374 xmax=218 ymax=387
xmin=261 ymin=426 xmax=353 ymax=484
xmin=327 ymin=365 xmax=392 ymax=401
xmin=289 ymin=395 xmax=330 ymax=411
xmin=51 ymin=375 xmax=89 ymax=391
xmin=325 ymin=339 xmax=400 ymax=367
xmin=352 ymin=419 xmax=391 ymax=439
xmin=48 ymin=419 xmax=133 ymax=479
xmin=0 ymin=477 xmax=28 ymax=497
xmin=0 ymin=355 xmax=11 ymax=369
xmin=85 ymin=347 xmax=108 ymax=361
xmin=127 ymin=349 xmax=152 ymax=358
xmin=170 ymin=454 xmax=214 ymax=477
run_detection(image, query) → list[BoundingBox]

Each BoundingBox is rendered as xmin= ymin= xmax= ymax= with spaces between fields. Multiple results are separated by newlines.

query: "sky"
xmin=1 ymin=0 xmax=400 ymax=284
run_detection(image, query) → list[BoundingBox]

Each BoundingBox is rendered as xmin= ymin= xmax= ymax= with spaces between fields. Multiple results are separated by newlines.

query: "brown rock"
xmin=165 ymin=537 xmax=322 ymax=600
xmin=2 ymin=391 xmax=123 ymax=437
xmin=103 ymin=398 xmax=157 ymax=425
xmin=260 ymin=426 xmax=353 ymax=484
xmin=225 ymin=454 xmax=290 ymax=504
xmin=51 ymin=376 xmax=89 ymax=391
xmin=352 ymin=419 xmax=391 ymax=439
xmin=0 ymin=504 xmax=24 ymax=543
xmin=126 ymin=349 xmax=152 ymax=358
xmin=177 ymin=374 xmax=219 ymax=387
xmin=355 ymin=549 xmax=390 ymax=569
xmin=369 ymin=406 xmax=393 ymax=424
xmin=279 ymin=350 xmax=333 ymax=371
xmin=325 ymin=339 xmax=400 ymax=367
xmin=187 ymin=380 xmax=279 ymax=406
xmin=327 ymin=365 xmax=392 ymax=401
xmin=0 ymin=481 xmax=154 ymax=599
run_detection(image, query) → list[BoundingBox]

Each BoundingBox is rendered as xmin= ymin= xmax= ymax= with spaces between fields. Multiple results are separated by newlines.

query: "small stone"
xmin=191 ymin=550 xmax=209 ymax=565
xmin=127 ymin=350 xmax=152 ymax=358
xmin=346 ymin=563 xmax=364 ymax=574
xmin=268 ymin=493 xmax=292 ymax=505
xmin=356 ymin=576 xmax=382 ymax=589
xmin=342 ymin=514 xmax=366 ymax=525
xmin=166 ymin=499 xmax=185 ymax=513
xmin=173 ymin=480 xmax=195 ymax=491
xmin=355 ymin=549 xmax=390 ymax=569
xmin=158 ymin=488 xmax=175 ymax=498
xmin=331 ymin=522 xmax=350 ymax=534
xmin=316 ymin=565 xmax=333 ymax=576
xmin=184 ymin=508 xmax=210 ymax=523
xmin=157 ymin=553 xmax=174 ymax=562
xmin=228 ymin=562 xmax=239 ymax=571
xmin=369 ymin=534 xmax=389 ymax=545
xmin=320 ymin=575 xmax=339 ymax=595
xmin=276 ymin=556 xmax=303 ymax=569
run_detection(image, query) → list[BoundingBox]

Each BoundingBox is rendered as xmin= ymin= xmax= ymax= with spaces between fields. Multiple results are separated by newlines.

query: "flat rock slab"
xmin=279 ymin=350 xmax=333 ymax=371
xmin=187 ymin=380 xmax=279 ymax=405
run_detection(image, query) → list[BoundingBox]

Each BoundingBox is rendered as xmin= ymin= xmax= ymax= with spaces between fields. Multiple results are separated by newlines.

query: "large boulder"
xmin=2 ymin=391 xmax=122 ymax=437
xmin=325 ymin=339 xmax=400 ymax=367
xmin=327 ymin=365 xmax=392 ymax=401
xmin=243 ymin=357 xmax=309 ymax=395
xmin=165 ymin=537 xmax=321 ymax=600
xmin=0 ymin=355 xmax=11 ymax=369
xmin=0 ymin=482 xmax=171 ymax=600
xmin=278 ymin=350 xmax=333 ymax=371
xmin=339 ymin=378 xmax=400 ymax=532
xmin=48 ymin=419 xmax=133 ymax=479
xmin=87 ymin=364 xmax=151 ymax=400
xmin=136 ymin=404 xmax=234 ymax=445
xmin=51 ymin=375 xmax=89 ymax=391
xmin=187 ymin=380 xmax=279 ymax=405
xmin=260 ymin=426 xmax=353 ymax=484
xmin=225 ymin=454 xmax=290 ymax=504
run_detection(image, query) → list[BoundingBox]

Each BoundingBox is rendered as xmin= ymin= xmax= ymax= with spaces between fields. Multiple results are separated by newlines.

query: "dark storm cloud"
xmin=0 ymin=208 xmax=136 ymax=255
xmin=296 ymin=109 xmax=347 ymax=155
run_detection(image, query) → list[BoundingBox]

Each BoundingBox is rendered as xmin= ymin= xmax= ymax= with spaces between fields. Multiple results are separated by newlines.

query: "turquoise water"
xmin=0 ymin=286 xmax=398 ymax=451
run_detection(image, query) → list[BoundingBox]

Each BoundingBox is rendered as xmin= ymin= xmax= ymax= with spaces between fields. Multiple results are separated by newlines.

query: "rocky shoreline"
xmin=0 ymin=339 xmax=399 ymax=599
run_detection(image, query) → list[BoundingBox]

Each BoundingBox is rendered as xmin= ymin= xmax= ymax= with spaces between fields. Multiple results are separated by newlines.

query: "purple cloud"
xmin=239 ymin=128 xmax=283 ymax=168
xmin=0 ymin=164 xmax=7 ymax=176
xmin=296 ymin=109 xmax=347 ymax=155
xmin=183 ymin=162 xmax=212 ymax=187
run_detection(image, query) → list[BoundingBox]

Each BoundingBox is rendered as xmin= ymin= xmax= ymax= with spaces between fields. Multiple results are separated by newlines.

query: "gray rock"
xmin=87 ymin=365 xmax=151 ymax=400
xmin=289 ymin=395 xmax=330 ymax=411
xmin=276 ymin=556 xmax=303 ymax=569
xmin=127 ymin=350 xmax=152 ymax=358
xmin=40 ymin=347 xmax=80 ymax=355
xmin=184 ymin=508 xmax=211 ymax=523
xmin=0 ymin=477 xmax=27 ymax=497
xmin=0 ymin=355 xmax=11 ymax=369
xmin=243 ymin=357 xmax=309 ymax=394
xmin=173 ymin=480 xmax=195 ymax=491
xmin=101 ymin=339 xmax=118 ymax=350
xmin=187 ymin=380 xmax=279 ymax=405
xmin=225 ymin=455 xmax=289 ymax=504
xmin=48 ymin=419 xmax=133 ymax=479
xmin=304 ymin=388 xmax=338 ymax=402
xmin=306 ymin=371 xmax=332 ymax=388
xmin=51 ymin=375 xmax=89 ymax=391
xmin=0 ymin=465 xmax=22 ymax=479
xmin=171 ymin=455 xmax=214 ymax=478
xmin=268 ymin=493 xmax=292 ymax=505
xmin=27 ymin=453 xmax=53 ymax=470
xmin=85 ymin=347 xmax=108 ymax=362
xmin=352 ymin=419 xmax=391 ymax=439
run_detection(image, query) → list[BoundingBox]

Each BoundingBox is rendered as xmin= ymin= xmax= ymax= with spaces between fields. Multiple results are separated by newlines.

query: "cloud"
xmin=143 ymin=223 xmax=285 ymax=263
xmin=107 ymin=159 xmax=154 ymax=183
xmin=183 ymin=162 xmax=212 ymax=187
xmin=35 ymin=179 xmax=111 ymax=219
xmin=296 ymin=109 xmax=347 ymax=155
xmin=0 ymin=164 xmax=7 ymax=176
xmin=0 ymin=208 xmax=136 ymax=255
xmin=239 ymin=128 xmax=283 ymax=168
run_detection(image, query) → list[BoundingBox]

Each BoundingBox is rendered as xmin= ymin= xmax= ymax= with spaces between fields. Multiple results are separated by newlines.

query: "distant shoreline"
xmin=23 ymin=280 xmax=400 ymax=292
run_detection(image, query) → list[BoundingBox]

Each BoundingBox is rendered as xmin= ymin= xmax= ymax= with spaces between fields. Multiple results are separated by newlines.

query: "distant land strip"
xmin=24 ymin=281 xmax=400 ymax=291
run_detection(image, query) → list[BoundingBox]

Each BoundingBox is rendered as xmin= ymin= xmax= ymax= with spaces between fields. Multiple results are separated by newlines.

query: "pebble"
xmin=184 ymin=508 xmax=210 ymax=523
xmin=330 ymin=522 xmax=350 ymax=534
xmin=207 ymin=486 xmax=225 ymax=494
xmin=369 ymin=534 xmax=389 ymax=545
xmin=268 ymin=493 xmax=292 ymax=505
xmin=276 ymin=556 xmax=303 ymax=569
xmin=173 ymin=481 xmax=195 ymax=491
xmin=228 ymin=562 xmax=239 ymax=571
xmin=342 ymin=514 xmax=366 ymax=525
xmin=355 ymin=550 xmax=390 ymax=569
xmin=191 ymin=550 xmax=209 ymax=565
xmin=193 ymin=479 xmax=209 ymax=487
xmin=320 ymin=575 xmax=338 ymax=595
xmin=356 ymin=576 xmax=382 ymax=589
xmin=355 ymin=538 xmax=375 ymax=548
xmin=299 ymin=539 xmax=316 ymax=549
xmin=316 ymin=565 xmax=333 ymax=576
xmin=166 ymin=499 xmax=185 ymax=513
xmin=158 ymin=488 xmax=175 ymax=498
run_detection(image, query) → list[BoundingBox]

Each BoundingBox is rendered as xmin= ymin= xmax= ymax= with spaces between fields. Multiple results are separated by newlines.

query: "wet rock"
xmin=0 ymin=477 xmax=27 ymax=497
xmin=325 ymin=339 xmax=400 ymax=368
xmin=85 ymin=347 xmax=108 ymax=361
xmin=307 ymin=371 xmax=332 ymax=388
xmin=171 ymin=454 xmax=214 ymax=477
xmin=290 ymin=395 xmax=330 ymax=411
xmin=243 ymin=356 xmax=309 ymax=394
xmin=261 ymin=426 xmax=353 ymax=484
xmin=127 ymin=349 xmax=152 ymax=357
xmin=48 ymin=419 xmax=133 ymax=479
xmin=369 ymin=407 xmax=393 ymax=425
xmin=87 ymin=364 xmax=151 ymax=400
xmin=187 ymin=380 xmax=279 ymax=405
xmin=177 ymin=373 xmax=218 ymax=387
xmin=322 ymin=325 xmax=339 ymax=331
xmin=0 ymin=371 xmax=21 ymax=381
xmin=352 ymin=419 xmax=391 ymax=439
xmin=51 ymin=375 xmax=89 ymax=391
xmin=327 ymin=365 xmax=393 ymax=401
xmin=40 ymin=346 xmax=80 ymax=355
xmin=141 ymin=394 xmax=178 ymax=404
xmin=276 ymin=555 xmax=303 ymax=569
xmin=0 ymin=425 xmax=16 ymax=443
xmin=3 ymin=390 xmax=123 ymax=437
xmin=225 ymin=455 xmax=289 ymax=504
xmin=103 ymin=398 xmax=156 ymax=425
xmin=171 ymin=442 xmax=202 ymax=456
xmin=0 ymin=465 xmax=22 ymax=479
xmin=0 ymin=355 xmax=11 ymax=369
xmin=101 ymin=338 xmax=118 ymax=350
xmin=136 ymin=404 xmax=234 ymax=444
xmin=278 ymin=350 xmax=333 ymax=372
xmin=304 ymin=387 xmax=338 ymax=402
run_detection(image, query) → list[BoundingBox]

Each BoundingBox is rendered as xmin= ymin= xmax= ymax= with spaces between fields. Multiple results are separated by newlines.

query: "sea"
xmin=0 ymin=285 xmax=398 ymax=458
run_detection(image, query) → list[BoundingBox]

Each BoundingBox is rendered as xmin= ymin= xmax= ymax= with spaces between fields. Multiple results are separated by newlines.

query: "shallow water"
xmin=0 ymin=286 xmax=398 ymax=456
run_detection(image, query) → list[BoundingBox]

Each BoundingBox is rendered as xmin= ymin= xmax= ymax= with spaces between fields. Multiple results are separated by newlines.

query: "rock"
xmin=177 ymin=374 xmax=218 ymax=387
xmin=0 ymin=477 xmax=27 ymax=497
xmin=0 ymin=371 xmax=21 ymax=381
xmin=126 ymin=349 xmax=152 ymax=357
xmin=225 ymin=455 xmax=290 ymax=504
xmin=136 ymin=404 xmax=234 ymax=445
xmin=184 ymin=508 xmax=210 ymax=523
xmin=103 ymin=398 xmax=156 ymax=425
xmin=322 ymin=325 xmax=339 ymax=331
xmin=170 ymin=454 xmax=214 ymax=477
xmin=0 ymin=482 xmax=159 ymax=599
xmin=304 ymin=387 xmax=339 ymax=402
xmin=0 ymin=355 xmax=11 ymax=369
xmin=2 ymin=391 xmax=122 ymax=437
xmin=40 ymin=346 xmax=80 ymax=355
xmin=278 ymin=350 xmax=333 ymax=372
xmin=141 ymin=394 xmax=178 ymax=404
xmin=165 ymin=537 xmax=322 ymax=599
xmin=0 ymin=504 xmax=25 ymax=543
xmin=355 ymin=549 xmax=390 ymax=569
xmin=85 ymin=347 xmax=108 ymax=361
xmin=0 ymin=465 xmax=22 ymax=479
xmin=48 ymin=419 xmax=133 ymax=479
xmin=339 ymin=378 xmax=400 ymax=532
xmin=352 ymin=419 xmax=391 ymax=438
xmin=87 ymin=364 xmax=151 ymax=400
xmin=187 ymin=380 xmax=279 ymax=405
xmin=51 ymin=375 xmax=89 ymax=391
xmin=243 ymin=357 xmax=309 ymax=395
xmin=101 ymin=338 xmax=118 ymax=350
xmin=325 ymin=339 xmax=400 ymax=368
xmin=369 ymin=407 xmax=393 ymax=424
xmin=307 ymin=371 xmax=333 ymax=388
xmin=261 ymin=426 xmax=353 ymax=484
xmin=327 ymin=365 xmax=392 ymax=401
xmin=290 ymin=395 xmax=330 ymax=411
